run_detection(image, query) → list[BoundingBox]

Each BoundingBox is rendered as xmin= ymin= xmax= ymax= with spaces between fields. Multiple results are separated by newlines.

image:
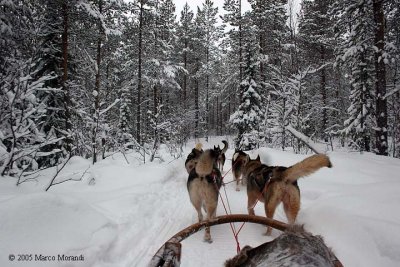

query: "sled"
xmin=149 ymin=214 xmax=343 ymax=267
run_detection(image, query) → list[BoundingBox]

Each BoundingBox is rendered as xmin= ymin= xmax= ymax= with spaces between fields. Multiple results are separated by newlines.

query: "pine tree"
xmin=250 ymin=0 xmax=290 ymax=149
xmin=223 ymin=0 xmax=244 ymax=109
xmin=175 ymin=3 xmax=195 ymax=141
xmin=372 ymin=0 xmax=388 ymax=156
xmin=386 ymin=1 xmax=400 ymax=157
xmin=0 ymin=1 xmax=60 ymax=175
xmin=298 ymin=0 xmax=336 ymax=142
xmin=176 ymin=3 xmax=195 ymax=109
xmin=333 ymin=0 xmax=376 ymax=152
xmin=230 ymin=41 xmax=264 ymax=150
xmin=193 ymin=0 xmax=224 ymax=140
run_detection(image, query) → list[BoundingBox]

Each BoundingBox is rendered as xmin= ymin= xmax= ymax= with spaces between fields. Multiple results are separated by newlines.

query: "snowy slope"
xmin=1 ymin=137 xmax=400 ymax=267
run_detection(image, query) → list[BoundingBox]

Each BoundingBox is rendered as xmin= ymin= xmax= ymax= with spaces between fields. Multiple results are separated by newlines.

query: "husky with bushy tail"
xmin=245 ymin=154 xmax=332 ymax=235
xmin=187 ymin=147 xmax=222 ymax=243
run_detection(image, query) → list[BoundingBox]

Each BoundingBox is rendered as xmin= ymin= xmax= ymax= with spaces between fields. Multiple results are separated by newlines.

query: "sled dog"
xmin=187 ymin=147 xmax=222 ymax=242
xmin=215 ymin=140 xmax=228 ymax=172
xmin=232 ymin=150 xmax=250 ymax=191
xmin=185 ymin=143 xmax=203 ymax=174
xmin=245 ymin=154 xmax=332 ymax=235
xmin=225 ymin=225 xmax=342 ymax=267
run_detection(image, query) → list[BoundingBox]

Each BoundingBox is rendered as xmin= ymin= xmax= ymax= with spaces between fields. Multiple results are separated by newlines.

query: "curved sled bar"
xmin=148 ymin=214 xmax=289 ymax=267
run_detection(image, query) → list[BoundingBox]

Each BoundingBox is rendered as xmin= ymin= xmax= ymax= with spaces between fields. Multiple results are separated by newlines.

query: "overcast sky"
xmin=172 ymin=0 xmax=301 ymax=26
xmin=173 ymin=0 xmax=251 ymax=17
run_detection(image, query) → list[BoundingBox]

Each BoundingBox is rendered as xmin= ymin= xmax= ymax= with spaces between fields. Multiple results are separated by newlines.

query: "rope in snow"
xmin=213 ymin=162 xmax=242 ymax=253
xmin=212 ymin=159 xmax=269 ymax=253
xmin=235 ymin=180 xmax=271 ymax=237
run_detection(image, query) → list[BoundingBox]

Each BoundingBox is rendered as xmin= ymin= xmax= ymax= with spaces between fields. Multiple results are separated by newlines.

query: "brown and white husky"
xmin=231 ymin=150 xmax=250 ymax=191
xmin=244 ymin=154 xmax=332 ymax=235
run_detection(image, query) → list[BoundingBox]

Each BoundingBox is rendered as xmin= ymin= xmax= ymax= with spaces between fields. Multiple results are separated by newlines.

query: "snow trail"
xmin=1 ymin=138 xmax=400 ymax=266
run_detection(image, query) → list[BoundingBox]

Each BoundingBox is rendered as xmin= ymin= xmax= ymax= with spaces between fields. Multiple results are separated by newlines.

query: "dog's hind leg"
xmin=265 ymin=185 xmax=282 ymax=235
xmin=282 ymin=186 xmax=301 ymax=225
xmin=247 ymin=190 xmax=259 ymax=216
xmin=196 ymin=207 xmax=203 ymax=222
xmin=203 ymin=192 xmax=218 ymax=243
xmin=189 ymin=189 xmax=204 ymax=222
xmin=233 ymin=170 xmax=240 ymax=191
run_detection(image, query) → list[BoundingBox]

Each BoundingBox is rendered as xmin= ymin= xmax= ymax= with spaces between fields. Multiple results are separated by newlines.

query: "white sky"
xmin=173 ymin=0 xmax=301 ymax=26
xmin=173 ymin=0 xmax=252 ymax=17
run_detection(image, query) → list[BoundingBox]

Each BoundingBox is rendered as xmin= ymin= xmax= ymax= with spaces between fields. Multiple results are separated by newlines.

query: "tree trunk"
xmin=373 ymin=0 xmax=388 ymax=156
xmin=153 ymin=84 xmax=158 ymax=141
xmin=205 ymin=47 xmax=209 ymax=141
xmin=320 ymin=45 xmax=328 ymax=142
xmin=92 ymin=0 xmax=103 ymax=164
xmin=62 ymin=0 xmax=72 ymax=152
xmin=183 ymin=38 xmax=188 ymax=109
xmin=136 ymin=0 xmax=144 ymax=144
xmin=195 ymin=57 xmax=200 ymax=139
xmin=239 ymin=0 xmax=243 ymax=86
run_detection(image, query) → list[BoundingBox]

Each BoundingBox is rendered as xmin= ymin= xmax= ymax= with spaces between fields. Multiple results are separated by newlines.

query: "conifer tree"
xmin=333 ymin=0 xmax=376 ymax=152
xmin=194 ymin=0 xmax=224 ymax=140
xmin=298 ymin=0 xmax=336 ymax=141
xmin=230 ymin=41 xmax=264 ymax=150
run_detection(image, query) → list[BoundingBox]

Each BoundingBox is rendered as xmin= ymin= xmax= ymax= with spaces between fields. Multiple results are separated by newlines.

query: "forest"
xmin=1 ymin=0 xmax=399 ymax=178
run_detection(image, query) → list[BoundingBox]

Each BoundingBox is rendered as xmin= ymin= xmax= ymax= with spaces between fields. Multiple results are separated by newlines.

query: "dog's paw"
xmin=204 ymin=239 xmax=213 ymax=244
xmin=264 ymin=227 xmax=272 ymax=236
xmin=204 ymin=233 xmax=213 ymax=243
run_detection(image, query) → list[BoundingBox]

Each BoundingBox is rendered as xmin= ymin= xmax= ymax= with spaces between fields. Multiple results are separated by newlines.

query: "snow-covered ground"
xmin=1 ymin=137 xmax=400 ymax=267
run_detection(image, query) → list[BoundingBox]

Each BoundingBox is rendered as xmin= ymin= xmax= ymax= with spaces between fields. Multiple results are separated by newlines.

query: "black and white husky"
xmin=187 ymin=147 xmax=222 ymax=243
xmin=215 ymin=140 xmax=228 ymax=172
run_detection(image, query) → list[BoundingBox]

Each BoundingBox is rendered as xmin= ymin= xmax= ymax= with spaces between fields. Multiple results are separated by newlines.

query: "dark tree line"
xmin=1 ymin=0 xmax=399 ymax=178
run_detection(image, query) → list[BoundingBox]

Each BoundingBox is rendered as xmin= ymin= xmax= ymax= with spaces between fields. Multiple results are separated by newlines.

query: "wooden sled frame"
xmin=149 ymin=214 xmax=343 ymax=267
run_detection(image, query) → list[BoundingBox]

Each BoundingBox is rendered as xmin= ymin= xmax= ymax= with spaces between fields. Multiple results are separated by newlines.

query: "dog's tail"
xmin=195 ymin=143 xmax=203 ymax=151
xmin=195 ymin=150 xmax=214 ymax=176
xmin=221 ymin=140 xmax=228 ymax=153
xmin=281 ymin=154 xmax=332 ymax=183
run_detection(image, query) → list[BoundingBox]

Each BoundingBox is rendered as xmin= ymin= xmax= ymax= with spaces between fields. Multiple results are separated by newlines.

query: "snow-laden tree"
xmin=175 ymin=3 xmax=196 ymax=142
xmin=222 ymin=0 xmax=245 ymax=99
xmin=145 ymin=0 xmax=182 ymax=160
xmin=0 ymin=0 xmax=65 ymax=177
xmin=230 ymin=41 xmax=264 ymax=150
xmin=332 ymin=0 xmax=390 ymax=155
xmin=176 ymin=3 xmax=195 ymax=109
xmin=297 ymin=0 xmax=337 ymax=142
xmin=286 ymin=68 xmax=313 ymax=153
xmin=386 ymin=1 xmax=400 ymax=157
xmin=193 ymin=0 xmax=224 ymax=140
xmin=332 ymin=0 xmax=376 ymax=152
xmin=248 ymin=0 xmax=291 ymax=149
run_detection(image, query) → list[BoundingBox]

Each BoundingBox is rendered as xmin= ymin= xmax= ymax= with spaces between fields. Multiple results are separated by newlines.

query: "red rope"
xmin=235 ymin=180 xmax=271 ymax=237
xmin=207 ymin=159 xmax=247 ymax=253
xmin=213 ymin=173 xmax=241 ymax=253
xmin=222 ymin=184 xmax=236 ymax=233
xmin=222 ymin=178 xmax=241 ymax=185
xmin=221 ymin=156 xmax=241 ymax=180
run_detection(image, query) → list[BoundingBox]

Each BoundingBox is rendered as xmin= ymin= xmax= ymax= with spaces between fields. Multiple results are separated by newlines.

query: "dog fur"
xmin=245 ymin=154 xmax=332 ymax=235
xmin=185 ymin=143 xmax=203 ymax=174
xmin=215 ymin=140 xmax=228 ymax=172
xmin=225 ymin=225 xmax=341 ymax=267
xmin=232 ymin=150 xmax=250 ymax=191
xmin=187 ymin=148 xmax=222 ymax=242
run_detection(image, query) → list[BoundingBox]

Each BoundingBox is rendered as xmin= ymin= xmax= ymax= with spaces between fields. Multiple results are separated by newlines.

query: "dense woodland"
xmin=1 ymin=0 xmax=399 ymax=178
